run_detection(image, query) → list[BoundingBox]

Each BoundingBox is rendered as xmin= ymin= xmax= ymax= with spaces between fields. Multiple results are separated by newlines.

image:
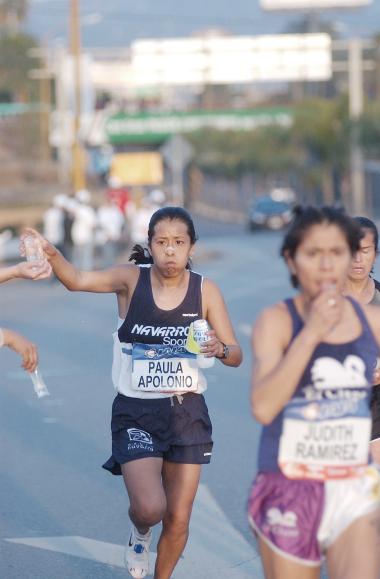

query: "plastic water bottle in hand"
xmin=30 ymin=366 xmax=50 ymax=398
xmin=24 ymin=235 xmax=43 ymax=262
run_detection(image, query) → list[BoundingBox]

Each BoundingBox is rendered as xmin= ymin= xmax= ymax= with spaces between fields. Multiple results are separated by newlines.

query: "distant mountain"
xmin=27 ymin=0 xmax=380 ymax=48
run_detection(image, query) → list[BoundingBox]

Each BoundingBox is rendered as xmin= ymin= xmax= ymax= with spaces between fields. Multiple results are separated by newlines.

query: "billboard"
xmin=130 ymin=34 xmax=331 ymax=86
xmin=261 ymin=0 xmax=371 ymax=9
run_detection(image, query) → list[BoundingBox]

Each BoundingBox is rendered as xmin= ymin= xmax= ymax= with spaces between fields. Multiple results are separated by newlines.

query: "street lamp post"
xmin=28 ymin=67 xmax=52 ymax=161
xmin=348 ymin=38 xmax=365 ymax=216
xmin=70 ymin=0 xmax=86 ymax=192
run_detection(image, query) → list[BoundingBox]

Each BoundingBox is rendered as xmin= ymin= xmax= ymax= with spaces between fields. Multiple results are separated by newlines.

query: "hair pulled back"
xmin=353 ymin=216 xmax=379 ymax=252
xmin=129 ymin=206 xmax=198 ymax=269
xmin=281 ymin=205 xmax=362 ymax=288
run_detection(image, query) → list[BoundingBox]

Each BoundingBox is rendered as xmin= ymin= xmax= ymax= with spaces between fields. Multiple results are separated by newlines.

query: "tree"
xmin=357 ymin=102 xmax=380 ymax=159
xmin=292 ymin=98 xmax=350 ymax=204
xmin=0 ymin=32 xmax=41 ymax=101
xmin=0 ymin=0 xmax=28 ymax=34
xmin=188 ymin=124 xmax=298 ymax=180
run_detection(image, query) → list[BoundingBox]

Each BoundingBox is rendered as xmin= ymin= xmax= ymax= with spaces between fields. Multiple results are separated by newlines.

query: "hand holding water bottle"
xmin=186 ymin=319 xmax=215 ymax=369
xmin=19 ymin=230 xmax=52 ymax=279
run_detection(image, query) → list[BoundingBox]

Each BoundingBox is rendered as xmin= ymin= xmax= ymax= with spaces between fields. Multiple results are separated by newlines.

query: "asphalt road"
xmin=0 ymin=222 xmax=294 ymax=578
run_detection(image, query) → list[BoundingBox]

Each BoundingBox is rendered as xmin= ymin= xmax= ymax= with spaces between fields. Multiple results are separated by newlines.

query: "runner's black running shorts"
xmin=102 ymin=392 xmax=213 ymax=475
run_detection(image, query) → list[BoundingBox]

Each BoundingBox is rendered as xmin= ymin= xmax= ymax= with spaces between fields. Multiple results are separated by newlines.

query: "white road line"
xmin=5 ymin=535 xmax=125 ymax=567
xmin=5 ymin=483 xmax=264 ymax=578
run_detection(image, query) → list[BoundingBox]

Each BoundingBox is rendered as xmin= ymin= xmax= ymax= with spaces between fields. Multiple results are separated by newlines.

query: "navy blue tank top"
xmin=257 ymin=297 xmax=379 ymax=474
xmin=118 ymin=266 xmax=203 ymax=346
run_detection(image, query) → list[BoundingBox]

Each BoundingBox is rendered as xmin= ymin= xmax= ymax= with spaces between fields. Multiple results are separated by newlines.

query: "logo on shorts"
xmin=266 ymin=508 xmax=297 ymax=528
xmin=127 ymin=428 xmax=153 ymax=445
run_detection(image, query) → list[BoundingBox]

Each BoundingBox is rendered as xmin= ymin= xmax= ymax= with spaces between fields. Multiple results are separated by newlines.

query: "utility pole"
xmin=28 ymin=47 xmax=53 ymax=162
xmin=70 ymin=0 xmax=86 ymax=191
xmin=348 ymin=38 xmax=365 ymax=216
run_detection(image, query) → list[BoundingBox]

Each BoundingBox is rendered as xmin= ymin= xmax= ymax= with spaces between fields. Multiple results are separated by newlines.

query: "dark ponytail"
xmin=129 ymin=244 xmax=153 ymax=265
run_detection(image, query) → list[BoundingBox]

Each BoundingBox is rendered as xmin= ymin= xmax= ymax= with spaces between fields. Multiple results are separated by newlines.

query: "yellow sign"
xmin=110 ymin=152 xmax=163 ymax=186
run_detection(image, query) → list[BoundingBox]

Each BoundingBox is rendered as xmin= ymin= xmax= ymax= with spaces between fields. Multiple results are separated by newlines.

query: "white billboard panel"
xmin=261 ymin=0 xmax=371 ymax=10
xmin=130 ymin=34 xmax=332 ymax=86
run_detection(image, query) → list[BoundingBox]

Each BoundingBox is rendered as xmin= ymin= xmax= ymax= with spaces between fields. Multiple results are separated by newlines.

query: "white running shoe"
xmin=125 ymin=526 xmax=152 ymax=578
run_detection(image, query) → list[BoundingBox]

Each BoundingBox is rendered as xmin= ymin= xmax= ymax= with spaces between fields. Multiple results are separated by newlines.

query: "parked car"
xmin=247 ymin=196 xmax=293 ymax=231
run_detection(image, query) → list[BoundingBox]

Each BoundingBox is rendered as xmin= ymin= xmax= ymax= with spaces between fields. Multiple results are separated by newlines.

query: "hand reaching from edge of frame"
xmin=2 ymin=328 xmax=38 ymax=372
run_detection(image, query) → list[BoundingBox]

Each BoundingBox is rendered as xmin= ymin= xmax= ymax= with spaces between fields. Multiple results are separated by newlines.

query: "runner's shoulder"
xmin=201 ymin=277 xmax=223 ymax=298
xmin=110 ymin=262 xmax=141 ymax=292
xmin=253 ymin=301 xmax=292 ymax=344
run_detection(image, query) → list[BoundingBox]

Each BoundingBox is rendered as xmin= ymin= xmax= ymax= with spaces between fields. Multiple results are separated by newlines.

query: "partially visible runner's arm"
xmin=0 ymin=327 xmax=38 ymax=372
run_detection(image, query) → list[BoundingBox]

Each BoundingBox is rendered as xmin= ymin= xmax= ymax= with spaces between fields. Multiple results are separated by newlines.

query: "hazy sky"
xmin=27 ymin=0 xmax=380 ymax=47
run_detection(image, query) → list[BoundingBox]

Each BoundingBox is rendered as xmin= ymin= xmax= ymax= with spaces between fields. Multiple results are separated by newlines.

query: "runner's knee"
xmin=163 ymin=510 xmax=191 ymax=537
xmin=130 ymin=499 xmax=166 ymax=527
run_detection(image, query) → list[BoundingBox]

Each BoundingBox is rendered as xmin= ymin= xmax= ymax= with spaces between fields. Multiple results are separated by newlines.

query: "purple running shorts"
xmin=248 ymin=468 xmax=380 ymax=566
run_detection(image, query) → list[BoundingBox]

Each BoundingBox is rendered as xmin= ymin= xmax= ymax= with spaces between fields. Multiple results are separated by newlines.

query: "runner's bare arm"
xmin=251 ymin=303 xmax=319 ymax=424
xmin=21 ymin=227 xmax=138 ymax=293
xmin=202 ymin=278 xmax=242 ymax=367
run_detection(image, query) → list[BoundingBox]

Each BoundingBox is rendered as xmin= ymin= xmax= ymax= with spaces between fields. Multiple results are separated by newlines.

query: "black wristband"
xmin=216 ymin=342 xmax=229 ymax=360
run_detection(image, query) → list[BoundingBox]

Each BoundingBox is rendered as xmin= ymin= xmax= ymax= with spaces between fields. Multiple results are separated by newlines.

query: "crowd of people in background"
xmin=42 ymin=185 xmax=167 ymax=270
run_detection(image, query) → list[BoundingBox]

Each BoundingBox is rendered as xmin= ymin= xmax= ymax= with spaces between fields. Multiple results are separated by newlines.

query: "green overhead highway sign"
xmin=105 ymin=108 xmax=293 ymax=144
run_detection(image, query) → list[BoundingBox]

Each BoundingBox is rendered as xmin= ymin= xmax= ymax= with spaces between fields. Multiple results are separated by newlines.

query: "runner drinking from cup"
xmin=248 ymin=206 xmax=380 ymax=579
xmin=22 ymin=206 xmax=242 ymax=579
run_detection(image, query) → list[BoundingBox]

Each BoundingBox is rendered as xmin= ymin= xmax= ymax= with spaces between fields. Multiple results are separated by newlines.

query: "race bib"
xmin=278 ymin=396 xmax=371 ymax=480
xmin=131 ymin=343 xmax=199 ymax=393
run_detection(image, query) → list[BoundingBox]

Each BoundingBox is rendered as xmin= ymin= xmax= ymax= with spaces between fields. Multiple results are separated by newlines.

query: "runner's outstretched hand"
xmin=15 ymin=259 xmax=52 ymax=280
xmin=2 ymin=328 xmax=38 ymax=372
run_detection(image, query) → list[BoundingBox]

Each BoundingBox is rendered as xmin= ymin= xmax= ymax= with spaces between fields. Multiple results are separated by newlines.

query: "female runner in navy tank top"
xmin=23 ymin=207 xmax=242 ymax=579
xmin=248 ymin=206 xmax=380 ymax=579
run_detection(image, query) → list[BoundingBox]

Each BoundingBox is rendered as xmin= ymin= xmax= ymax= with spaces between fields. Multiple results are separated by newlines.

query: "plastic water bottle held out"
xmin=192 ymin=319 xmax=215 ymax=369
xmin=30 ymin=366 xmax=50 ymax=398
xmin=24 ymin=235 xmax=43 ymax=262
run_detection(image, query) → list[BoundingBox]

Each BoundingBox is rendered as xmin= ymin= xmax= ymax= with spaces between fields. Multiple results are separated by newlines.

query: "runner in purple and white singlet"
xmin=248 ymin=206 xmax=380 ymax=579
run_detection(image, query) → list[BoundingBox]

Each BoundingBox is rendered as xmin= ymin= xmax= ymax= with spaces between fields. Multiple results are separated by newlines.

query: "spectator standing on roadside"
xmin=97 ymin=198 xmax=125 ymax=267
xmin=72 ymin=189 xmax=97 ymax=270
xmin=43 ymin=195 xmax=66 ymax=253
